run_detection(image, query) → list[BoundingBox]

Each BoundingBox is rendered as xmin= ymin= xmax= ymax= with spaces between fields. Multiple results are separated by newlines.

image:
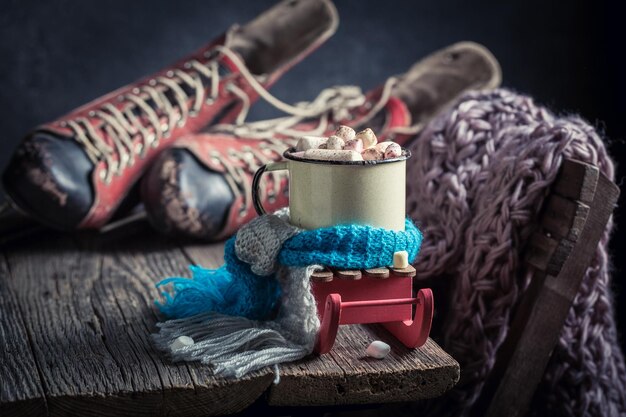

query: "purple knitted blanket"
xmin=406 ymin=89 xmax=626 ymax=417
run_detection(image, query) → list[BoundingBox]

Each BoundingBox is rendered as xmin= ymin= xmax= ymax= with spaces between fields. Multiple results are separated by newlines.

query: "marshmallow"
xmin=326 ymin=135 xmax=345 ymax=150
xmin=393 ymin=250 xmax=409 ymax=269
xmin=366 ymin=340 xmax=391 ymax=359
xmin=170 ymin=335 xmax=195 ymax=352
xmin=355 ymin=128 xmax=377 ymax=149
xmin=375 ymin=142 xmax=394 ymax=152
xmin=362 ymin=147 xmax=384 ymax=161
xmin=384 ymin=142 xmax=402 ymax=159
xmin=334 ymin=125 xmax=356 ymax=141
xmin=296 ymin=136 xmax=327 ymax=151
xmin=303 ymin=149 xmax=364 ymax=162
xmin=344 ymin=139 xmax=364 ymax=153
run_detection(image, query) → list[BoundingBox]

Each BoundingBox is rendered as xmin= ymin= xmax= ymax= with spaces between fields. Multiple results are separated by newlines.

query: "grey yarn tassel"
xmin=152 ymin=209 xmax=321 ymax=378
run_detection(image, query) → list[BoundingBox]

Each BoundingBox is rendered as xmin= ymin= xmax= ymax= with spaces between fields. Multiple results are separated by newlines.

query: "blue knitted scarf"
xmin=157 ymin=218 xmax=422 ymax=321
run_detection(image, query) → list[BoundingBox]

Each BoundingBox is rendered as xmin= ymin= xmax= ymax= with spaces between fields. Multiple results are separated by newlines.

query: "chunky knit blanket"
xmin=406 ymin=89 xmax=625 ymax=417
xmin=153 ymin=208 xmax=422 ymax=378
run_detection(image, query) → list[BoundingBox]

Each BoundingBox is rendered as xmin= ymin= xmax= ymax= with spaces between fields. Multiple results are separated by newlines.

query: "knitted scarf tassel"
xmin=152 ymin=210 xmax=422 ymax=378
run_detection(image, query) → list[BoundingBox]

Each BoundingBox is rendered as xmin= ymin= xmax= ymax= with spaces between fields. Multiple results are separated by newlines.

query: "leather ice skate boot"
xmin=141 ymin=41 xmax=502 ymax=240
xmin=2 ymin=0 xmax=338 ymax=231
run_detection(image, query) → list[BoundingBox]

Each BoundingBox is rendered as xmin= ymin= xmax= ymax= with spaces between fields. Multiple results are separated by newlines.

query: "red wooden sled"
xmin=310 ymin=265 xmax=434 ymax=354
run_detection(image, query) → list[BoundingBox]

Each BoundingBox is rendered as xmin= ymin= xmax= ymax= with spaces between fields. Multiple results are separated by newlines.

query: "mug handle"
xmin=252 ymin=161 xmax=288 ymax=216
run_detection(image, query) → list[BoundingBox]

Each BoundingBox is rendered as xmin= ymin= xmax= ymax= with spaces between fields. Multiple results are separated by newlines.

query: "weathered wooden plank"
xmin=525 ymin=231 xmax=559 ymax=272
xmin=98 ymin=234 xmax=274 ymax=416
xmin=0 ymin=252 xmax=47 ymax=417
xmin=4 ymin=233 xmax=138 ymax=417
xmin=552 ymin=159 xmax=598 ymax=204
xmin=481 ymin=172 xmax=619 ymax=417
xmin=181 ymin=242 xmax=225 ymax=269
xmin=540 ymin=194 xmax=589 ymax=242
xmin=269 ymin=326 xmax=459 ymax=406
xmin=2 ymin=232 xmax=272 ymax=417
xmin=545 ymin=238 xmax=575 ymax=277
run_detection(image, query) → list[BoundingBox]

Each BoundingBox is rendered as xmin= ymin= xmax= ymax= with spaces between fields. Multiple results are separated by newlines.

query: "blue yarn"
xmin=279 ymin=219 xmax=422 ymax=269
xmin=156 ymin=237 xmax=281 ymax=319
xmin=156 ymin=218 xmax=422 ymax=321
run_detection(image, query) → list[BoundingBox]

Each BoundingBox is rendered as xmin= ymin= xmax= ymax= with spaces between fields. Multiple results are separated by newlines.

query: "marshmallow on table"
xmin=170 ymin=335 xmax=195 ymax=352
xmin=296 ymin=135 xmax=327 ymax=151
xmin=326 ymin=135 xmax=345 ymax=150
xmin=362 ymin=147 xmax=384 ymax=161
xmin=355 ymin=128 xmax=377 ymax=149
xmin=366 ymin=340 xmax=391 ymax=359
xmin=303 ymin=148 xmax=364 ymax=161
xmin=334 ymin=125 xmax=356 ymax=141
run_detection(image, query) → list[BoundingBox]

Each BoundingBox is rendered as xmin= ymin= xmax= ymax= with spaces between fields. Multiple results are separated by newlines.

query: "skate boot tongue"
xmin=390 ymin=41 xmax=502 ymax=135
xmin=227 ymin=0 xmax=338 ymax=77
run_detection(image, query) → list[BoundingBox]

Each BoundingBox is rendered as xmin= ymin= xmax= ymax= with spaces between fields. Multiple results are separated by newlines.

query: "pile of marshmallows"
xmin=291 ymin=126 xmax=402 ymax=162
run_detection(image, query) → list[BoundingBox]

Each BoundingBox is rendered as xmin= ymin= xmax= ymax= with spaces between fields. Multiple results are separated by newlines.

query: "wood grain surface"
xmin=0 ymin=231 xmax=458 ymax=416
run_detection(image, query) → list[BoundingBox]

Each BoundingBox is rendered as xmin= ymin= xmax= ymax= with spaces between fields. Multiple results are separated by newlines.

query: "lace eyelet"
xmin=148 ymin=79 xmax=157 ymax=87
xmin=88 ymin=110 xmax=96 ymax=117
xmin=132 ymin=87 xmax=140 ymax=95
xmin=183 ymin=62 xmax=192 ymax=69
xmin=166 ymin=70 xmax=174 ymax=77
xmin=268 ymin=195 xmax=276 ymax=204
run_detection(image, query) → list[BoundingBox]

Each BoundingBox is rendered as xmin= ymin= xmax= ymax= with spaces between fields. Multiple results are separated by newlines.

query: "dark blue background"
xmin=1 ymin=0 xmax=624 ymax=342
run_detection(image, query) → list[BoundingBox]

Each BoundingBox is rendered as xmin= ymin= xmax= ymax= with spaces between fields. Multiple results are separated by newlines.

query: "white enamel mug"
xmin=252 ymin=147 xmax=411 ymax=231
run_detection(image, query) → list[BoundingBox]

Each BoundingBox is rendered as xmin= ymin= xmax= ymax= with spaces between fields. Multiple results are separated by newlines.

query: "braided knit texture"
xmin=280 ymin=218 xmax=422 ymax=269
xmin=406 ymin=88 xmax=625 ymax=416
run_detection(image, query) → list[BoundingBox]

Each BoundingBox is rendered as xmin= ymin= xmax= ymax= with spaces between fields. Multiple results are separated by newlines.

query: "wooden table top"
xmin=0 ymin=227 xmax=459 ymax=417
